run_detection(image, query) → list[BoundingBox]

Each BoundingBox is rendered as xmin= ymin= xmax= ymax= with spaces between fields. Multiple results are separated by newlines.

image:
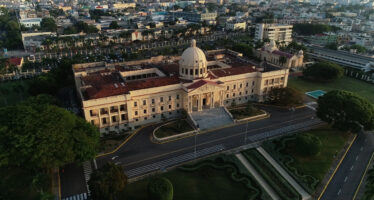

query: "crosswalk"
xmin=126 ymin=144 xmax=225 ymax=178
xmin=249 ymin=119 xmax=322 ymax=142
xmin=62 ymin=193 xmax=87 ymax=200
xmin=82 ymin=161 xmax=92 ymax=196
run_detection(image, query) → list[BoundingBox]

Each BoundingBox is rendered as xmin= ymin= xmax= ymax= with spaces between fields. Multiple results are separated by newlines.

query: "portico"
xmin=186 ymin=80 xmax=224 ymax=113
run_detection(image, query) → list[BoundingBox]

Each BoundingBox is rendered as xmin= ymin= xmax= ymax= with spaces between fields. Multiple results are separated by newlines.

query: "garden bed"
xmin=122 ymin=155 xmax=271 ymax=200
xmin=154 ymin=119 xmax=194 ymax=138
xmin=229 ymin=106 xmax=264 ymax=120
xmin=262 ymin=126 xmax=351 ymax=193
xmin=243 ymin=149 xmax=301 ymax=200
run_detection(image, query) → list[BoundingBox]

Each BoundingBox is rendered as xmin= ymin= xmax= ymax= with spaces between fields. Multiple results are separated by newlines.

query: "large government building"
xmin=73 ymin=40 xmax=291 ymax=133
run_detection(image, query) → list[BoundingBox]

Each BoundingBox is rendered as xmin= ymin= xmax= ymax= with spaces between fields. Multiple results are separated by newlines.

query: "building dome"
xmin=179 ymin=39 xmax=208 ymax=80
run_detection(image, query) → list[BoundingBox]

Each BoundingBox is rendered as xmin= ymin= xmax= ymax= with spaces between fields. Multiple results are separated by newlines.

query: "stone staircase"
xmin=190 ymin=107 xmax=234 ymax=130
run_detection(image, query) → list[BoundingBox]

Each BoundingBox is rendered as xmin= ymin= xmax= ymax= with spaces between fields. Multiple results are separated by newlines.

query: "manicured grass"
xmin=154 ymin=119 xmax=194 ymax=138
xmin=122 ymin=156 xmax=267 ymax=200
xmin=0 ymin=80 xmax=32 ymax=107
xmin=263 ymin=126 xmax=350 ymax=192
xmin=229 ymin=107 xmax=264 ymax=120
xmin=288 ymin=76 xmax=374 ymax=103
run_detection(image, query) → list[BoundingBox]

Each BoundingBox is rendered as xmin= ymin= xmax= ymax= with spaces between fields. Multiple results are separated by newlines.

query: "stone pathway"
xmin=190 ymin=107 xmax=233 ymax=130
xmin=257 ymin=147 xmax=311 ymax=200
xmin=235 ymin=153 xmax=280 ymax=200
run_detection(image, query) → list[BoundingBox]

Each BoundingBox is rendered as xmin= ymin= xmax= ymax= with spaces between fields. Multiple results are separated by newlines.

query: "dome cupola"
xmin=179 ymin=39 xmax=208 ymax=80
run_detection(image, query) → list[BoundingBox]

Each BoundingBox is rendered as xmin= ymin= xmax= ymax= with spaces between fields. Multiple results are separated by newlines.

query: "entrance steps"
xmin=190 ymin=107 xmax=233 ymax=130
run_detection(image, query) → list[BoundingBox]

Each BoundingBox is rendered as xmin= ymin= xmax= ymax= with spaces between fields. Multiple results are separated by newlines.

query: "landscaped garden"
xmin=288 ymin=76 xmax=374 ymax=103
xmin=121 ymin=155 xmax=271 ymax=200
xmin=242 ymin=149 xmax=301 ymax=200
xmin=229 ymin=105 xmax=265 ymax=120
xmin=262 ymin=126 xmax=351 ymax=193
xmin=154 ymin=119 xmax=194 ymax=138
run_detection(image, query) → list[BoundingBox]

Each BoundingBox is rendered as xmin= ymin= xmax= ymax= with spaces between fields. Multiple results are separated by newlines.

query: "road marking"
xmin=115 ymin=162 xmax=121 ymax=165
xmin=120 ymin=115 xmax=319 ymax=168
xmin=353 ymin=151 xmax=374 ymax=200
xmin=337 ymin=189 xmax=342 ymax=195
xmin=356 ymin=156 xmax=359 ymax=160
xmin=360 ymin=147 xmax=363 ymax=151
xmin=344 ymin=176 xmax=348 ymax=182
xmin=111 ymin=156 xmax=119 ymax=160
xmin=350 ymin=165 xmax=354 ymax=171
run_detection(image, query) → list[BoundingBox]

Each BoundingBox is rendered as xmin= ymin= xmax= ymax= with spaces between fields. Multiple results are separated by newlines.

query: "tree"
xmin=267 ymin=87 xmax=303 ymax=107
xmin=317 ymin=90 xmax=374 ymax=132
xmin=296 ymin=133 xmax=322 ymax=156
xmin=232 ymin=43 xmax=253 ymax=58
xmin=293 ymin=23 xmax=340 ymax=36
xmin=0 ymin=95 xmax=100 ymax=169
xmin=109 ymin=21 xmax=120 ymax=29
xmin=89 ymin=162 xmax=127 ymax=200
xmin=325 ymin=42 xmax=338 ymax=50
xmin=303 ymin=61 xmax=343 ymax=82
xmin=147 ymin=177 xmax=173 ymax=200
xmin=41 ymin=18 xmax=57 ymax=32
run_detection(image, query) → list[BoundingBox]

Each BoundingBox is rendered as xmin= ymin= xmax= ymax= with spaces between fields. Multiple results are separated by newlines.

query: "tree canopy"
xmin=296 ymin=133 xmax=322 ymax=156
xmin=293 ymin=23 xmax=340 ymax=36
xmin=109 ymin=21 xmax=120 ymax=29
xmin=232 ymin=43 xmax=253 ymax=58
xmin=41 ymin=17 xmax=57 ymax=32
xmin=303 ymin=61 xmax=343 ymax=82
xmin=317 ymin=90 xmax=374 ymax=132
xmin=0 ymin=8 xmax=23 ymax=50
xmin=89 ymin=162 xmax=128 ymax=200
xmin=267 ymin=87 xmax=303 ymax=107
xmin=147 ymin=177 xmax=174 ymax=200
xmin=0 ymin=95 xmax=100 ymax=169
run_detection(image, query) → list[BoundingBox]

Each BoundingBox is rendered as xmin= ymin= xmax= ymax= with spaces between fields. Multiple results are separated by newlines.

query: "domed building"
xmin=179 ymin=39 xmax=208 ymax=80
xmin=74 ymin=39 xmax=291 ymax=133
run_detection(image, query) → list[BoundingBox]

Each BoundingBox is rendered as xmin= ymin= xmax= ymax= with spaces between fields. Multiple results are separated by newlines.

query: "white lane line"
xmin=356 ymin=156 xmax=359 ymax=160
xmin=350 ymin=165 xmax=354 ymax=171
xmin=338 ymin=189 xmax=342 ymax=195
xmin=344 ymin=176 xmax=348 ymax=182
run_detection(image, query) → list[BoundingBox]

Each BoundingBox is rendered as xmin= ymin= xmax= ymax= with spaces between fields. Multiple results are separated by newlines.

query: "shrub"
xmin=303 ymin=61 xmax=343 ymax=81
xmin=147 ymin=177 xmax=173 ymax=200
xmin=296 ymin=133 xmax=322 ymax=156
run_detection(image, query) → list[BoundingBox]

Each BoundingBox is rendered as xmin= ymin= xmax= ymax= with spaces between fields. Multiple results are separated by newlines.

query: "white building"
xmin=20 ymin=18 xmax=42 ymax=28
xmin=255 ymin=23 xmax=293 ymax=45
xmin=226 ymin=21 xmax=247 ymax=31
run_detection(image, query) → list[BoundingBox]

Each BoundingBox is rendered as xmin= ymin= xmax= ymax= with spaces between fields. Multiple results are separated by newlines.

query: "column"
xmin=188 ymin=96 xmax=192 ymax=113
xmin=220 ymin=91 xmax=224 ymax=106
xmin=210 ymin=92 xmax=214 ymax=109
xmin=198 ymin=94 xmax=202 ymax=111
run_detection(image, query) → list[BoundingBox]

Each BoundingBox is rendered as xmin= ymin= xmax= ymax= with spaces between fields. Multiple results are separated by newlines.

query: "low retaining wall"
xmin=234 ymin=111 xmax=269 ymax=123
xmin=153 ymin=121 xmax=198 ymax=143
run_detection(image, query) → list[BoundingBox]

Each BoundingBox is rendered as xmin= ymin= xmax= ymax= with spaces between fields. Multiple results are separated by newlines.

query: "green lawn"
xmin=263 ymin=126 xmax=350 ymax=192
xmin=229 ymin=107 xmax=265 ymax=120
xmin=122 ymin=155 xmax=268 ymax=200
xmin=155 ymin=119 xmax=194 ymax=138
xmin=288 ymin=76 xmax=374 ymax=103
xmin=0 ymin=80 xmax=32 ymax=107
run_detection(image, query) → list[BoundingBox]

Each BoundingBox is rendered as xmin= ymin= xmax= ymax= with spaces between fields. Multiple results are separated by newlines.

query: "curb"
xmin=352 ymin=151 xmax=374 ymax=200
xmin=96 ymin=123 xmax=154 ymax=158
xmin=317 ymin=134 xmax=357 ymax=200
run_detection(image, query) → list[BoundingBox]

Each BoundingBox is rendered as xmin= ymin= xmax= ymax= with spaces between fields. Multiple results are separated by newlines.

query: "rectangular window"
xmin=121 ymin=114 xmax=126 ymax=121
xmin=169 ymin=96 xmax=171 ymax=101
xmin=102 ymin=118 xmax=107 ymax=124
xmin=190 ymin=69 xmax=193 ymax=75
xmin=265 ymin=80 xmax=268 ymax=85
xmin=246 ymin=82 xmax=249 ymax=87
xmin=226 ymin=94 xmax=229 ymax=98
xmin=160 ymin=97 xmax=163 ymax=102
xmin=227 ymin=86 xmax=229 ymax=90
xmin=161 ymin=106 xmax=164 ymax=111
xmin=120 ymin=104 xmax=126 ymax=111
xmin=112 ymin=116 xmax=116 ymax=122
xmin=240 ymin=84 xmax=242 ymax=88
xmin=144 ymin=109 xmax=147 ymax=114
xmin=134 ymin=101 xmax=137 ymax=107
xmin=233 ymin=85 xmax=236 ymax=89
xmin=152 ymin=99 xmax=155 ymax=104
xmin=252 ymin=81 xmax=255 ymax=86
xmin=169 ymin=105 xmax=172 ymax=109
xmin=176 ymin=94 xmax=180 ymax=100
xmin=152 ymin=108 xmax=155 ymax=112
xmin=135 ymin=111 xmax=138 ymax=116
xmin=177 ymin=103 xmax=180 ymax=108
xmin=195 ymin=69 xmax=198 ymax=75
xmin=143 ymin=100 xmax=146 ymax=105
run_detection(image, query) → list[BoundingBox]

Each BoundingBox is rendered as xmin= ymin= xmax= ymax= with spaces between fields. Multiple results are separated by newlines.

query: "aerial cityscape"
xmin=0 ymin=0 xmax=374 ymax=200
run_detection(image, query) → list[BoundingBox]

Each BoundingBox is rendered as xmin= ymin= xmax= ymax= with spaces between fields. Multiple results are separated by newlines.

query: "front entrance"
xmin=202 ymin=98 xmax=207 ymax=106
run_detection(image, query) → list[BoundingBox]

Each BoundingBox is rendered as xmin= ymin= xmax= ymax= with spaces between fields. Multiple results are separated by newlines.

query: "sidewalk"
xmin=257 ymin=147 xmax=311 ymax=200
xmin=235 ymin=153 xmax=280 ymax=200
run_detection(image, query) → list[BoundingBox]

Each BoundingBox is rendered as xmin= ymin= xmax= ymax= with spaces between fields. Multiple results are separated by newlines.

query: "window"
xmin=226 ymin=94 xmax=229 ymax=98
xmin=233 ymin=85 xmax=236 ymax=89
xmin=246 ymin=91 xmax=248 ymax=94
xmin=144 ymin=109 xmax=147 ymax=114
xmin=195 ymin=69 xmax=198 ymax=75
xmin=182 ymin=68 xmax=184 ymax=74
xmin=169 ymin=96 xmax=171 ymax=101
xmin=134 ymin=101 xmax=137 ymax=107
xmin=252 ymin=81 xmax=255 ymax=86
xmin=227 ymin=86 xmax=230 ymax=90
xmin=251 ymin=89 xmax=254 ymax=93
xmin=176 ymin=94 xmax=180 ymax=100
xmin=144 ymin=117 xmax=147 ymax=120
xmin=160 ymin=97 xmax=163 ymax=102
xmin=112 ymin=116 xmax=116 ymax=122
xmin=239 ymin=92 xmax=242 ymax=96
xmin=246 ymin=82 xmax=249 ymax=87
xmin=143 ymin=100 xmax=146 ymax=105
xmin=135 ymin=119 xmax=138 ymax=122
xmin=169 ymin=105 xmax=172 ymax=109
xmin=135 ymin=111 xmax=138 ymax=116
xmin=152 ymin=99 xmax=155 ymax=104
xmin=91 ymin=120 xmax=95 ymax=125
xmin=120 ymin=104 xmax=126 ymax=111
xmin=161 ymin=106 xmax=164 ymax=111
xmin=153 ymin=115 xmax=156 ymax=118
xmin=240 ymin=84 xmax=242 ymax=88
xmin=200 ymin=68 xmax=202 ymax=74
xmin=233 ymin=93 xmax=235 ymax=97
xmin=177 ymin=103 xmax=180 ymax=108
xmin=152 ymin=108 xmax=155 ymax=112
xmin=121 ymin=114 xmax=127 ymax=121
xmin=265 ymin=80 xmax=268 ymax=85
xmin=90 ymin=110 xmax=95 ymax=116
xmin=190 ymin=69 xmax=193 ymax=75
xmin=102 ymin=118 xmax=107 ymax=124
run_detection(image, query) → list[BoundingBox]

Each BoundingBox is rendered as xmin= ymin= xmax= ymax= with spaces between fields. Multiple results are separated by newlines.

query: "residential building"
xmin=255 ymin=23 xmax=293 ymax=45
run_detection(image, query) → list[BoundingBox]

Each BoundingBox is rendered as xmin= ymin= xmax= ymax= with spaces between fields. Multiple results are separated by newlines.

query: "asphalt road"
xmin=61 ymin=106 xmax=318 ymax=198
xmin=320 ymin=131 xmax=374 ymax=200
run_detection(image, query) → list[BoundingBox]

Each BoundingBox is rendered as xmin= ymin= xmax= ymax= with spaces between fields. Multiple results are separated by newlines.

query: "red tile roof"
xmin=208 ymin=66 xmax=257 ymax=78
xmin=186 ymin=79 xmax=220 ymax=90
xmin=8 ymin=57 xmax=22 ymax=66
xmin=272 ymin=50 xmax=293 ymax=59
xmin=126 ymin=75 xmax=180 ymax=91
